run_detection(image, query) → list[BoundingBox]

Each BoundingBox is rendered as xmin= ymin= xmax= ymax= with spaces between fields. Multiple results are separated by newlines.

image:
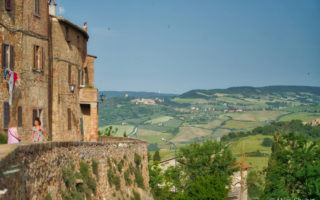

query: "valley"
xmin=99 ymin=86 xmax=320 ymax=170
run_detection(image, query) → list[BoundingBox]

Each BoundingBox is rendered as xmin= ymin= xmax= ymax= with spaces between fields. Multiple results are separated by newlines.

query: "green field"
xmin=229 ymin=134 xmax=272 ymax=171
xmin=279 ymin=112 xmax=320 ymax=122
xmin=137 ymin=128 xmax=173 ymax=144
xmin=222 ymin=120 xmax=265 ymax=130
xmin=224 ymin=111 xmax=287 ymax=122
xmin=171 ymin=126 xmax=212 ymax=143
xmin=172 ymin=98 xmax=208 ymax=104
xmin=145 ymin=116 xmax=174 ymax=124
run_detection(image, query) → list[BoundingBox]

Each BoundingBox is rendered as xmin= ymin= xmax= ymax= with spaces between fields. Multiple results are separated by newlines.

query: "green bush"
xmin=124 ymin=170 xmax=132 ymax=185
xmin=134 ymin=168 xmax=144 ymax=189
xmin=132 ymin=190 xmax=141 ymax=200
xmin=45 ymin=193 xmax=52 ymax=200
xmin=107 ymin=169 xmax=121 ymax=190
xmin=0 ymin=133 xmax=7 ymax=144
xmin=261 ymin=138 xmax=273 ymax=147
xmin=134 ymin=153 xmax=142 ymax=167
xmin=92 ymin=159 xmax=99 ymax=178
xmin=117 ymin=160 xmax=124 ymax=172
xmin=62 ymin=161 xmax=97 ymax=200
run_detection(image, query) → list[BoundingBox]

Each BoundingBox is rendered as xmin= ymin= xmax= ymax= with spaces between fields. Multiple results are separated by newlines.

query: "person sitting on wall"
xmin=7 ymin=120 xmax=21 ymax=144
xmin=32 ymin=117 xmax=47 ymax=143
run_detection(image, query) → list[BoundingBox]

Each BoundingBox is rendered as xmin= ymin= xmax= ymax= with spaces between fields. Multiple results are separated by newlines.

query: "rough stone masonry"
xmin=0 ymin=138 xmax=153 ymax=200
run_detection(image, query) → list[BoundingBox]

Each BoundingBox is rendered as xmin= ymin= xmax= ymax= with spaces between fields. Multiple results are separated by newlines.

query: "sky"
xmin=59 ymin=0 xmax=320 ymax=94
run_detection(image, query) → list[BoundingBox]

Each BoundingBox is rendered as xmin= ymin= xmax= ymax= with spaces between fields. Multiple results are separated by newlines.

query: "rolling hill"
xmin=179 ymin=86 xmax=320 ymax=99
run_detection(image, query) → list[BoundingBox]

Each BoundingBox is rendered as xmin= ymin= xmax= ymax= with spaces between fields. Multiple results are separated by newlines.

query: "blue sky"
xmin=60 ymin=0 xmax=320 ymax=94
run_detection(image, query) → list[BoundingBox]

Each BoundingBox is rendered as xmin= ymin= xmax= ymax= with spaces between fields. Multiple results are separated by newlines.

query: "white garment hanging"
xmin=8 ymin=69 xmax=14 ymax=106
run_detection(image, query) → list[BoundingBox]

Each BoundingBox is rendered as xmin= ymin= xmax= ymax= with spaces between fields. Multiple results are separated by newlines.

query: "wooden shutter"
xmin=18 ymin=106 xmax=22 ymax=127
xmin=67 ymin=108 xmax=71 ymax=130
xmin=3 ymin=102 xmax=10 ymax=129
xmin=35 ymin=0 xmax=40 ymax=15
xmin=78 ymin=69 xmax=81 ymax=86
xmin=68 ymin=64 xmax=71 ymax=84
xmin=2 ymin=44 xmax=6 ymax=69
xmin=41 ymin=47 xmax=45 ymax=71
xmin=32 ymin=109 xmax=37 ymax=125
xmin=10 ymin=45 xmax=14 ymax=70
xmin=33 ymin=46 xmax=37 ymax=69
xmin=5 ymin=0 xmax=12 ymax=11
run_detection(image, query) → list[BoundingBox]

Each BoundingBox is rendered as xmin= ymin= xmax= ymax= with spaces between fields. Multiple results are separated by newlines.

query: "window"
xmin=84 ymin=67 xmax=89 ymax=86
xmin=66 ymin=27 xmax=71 ymax=43
xmin=2 ymin=44 xmax=14 ymax=70
xmin=68 ymin=64 xmax=72 ymax=84
xmin=67 ymin=108 xmax=72 ymax=130
xmin=34 ymin=0 xmax=40 ymax=16
xmin=33 ymin=45 xmax=44 ymax=71
xmin=18 ymin=106 xmax=22 ymax=127
xmin=3 ymin=102 xmax=10 ymax=129
xmin=5 ymin=0 xmax=12 ymax=11
xmin=32 ymin=109 xmax=42 ymax=125
xmin=78 ymin=69 xmax=81 ymax=87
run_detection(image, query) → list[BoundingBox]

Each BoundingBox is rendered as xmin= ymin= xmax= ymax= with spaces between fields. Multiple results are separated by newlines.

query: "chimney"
xmin=49 ymin=0 xmax=57 ymax=16
xmin=83 ymin=22 xmax=88 ymax=32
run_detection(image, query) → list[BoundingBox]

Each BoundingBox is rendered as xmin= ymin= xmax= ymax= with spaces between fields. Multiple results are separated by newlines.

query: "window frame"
xmin=32 ymin=108 xmax=42 ymax=126
xmin=2 ymin=44 xmax=14 ymax=70
xmin=67 ymin=108 xmax=72 ymax=130
xmin=3 ymin=102 xmax=10 ymax=129
xmin=33 ymin=45 xmax=44 ymax=72
xmin=18 ymin=106 xmax=23 ymax=127
xmin=34 ymin=0 xmax=40 ymax=17
xmin=5 ymin=0 xmax=12 ymax=11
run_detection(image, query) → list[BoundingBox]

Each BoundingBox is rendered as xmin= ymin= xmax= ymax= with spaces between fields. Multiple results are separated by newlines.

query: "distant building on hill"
xmin=131 ymin=98 xmax=163 ymax=105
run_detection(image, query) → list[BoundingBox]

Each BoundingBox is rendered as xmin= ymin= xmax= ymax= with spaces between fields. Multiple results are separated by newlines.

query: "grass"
xmin=171 ymin=126 xmax=212 ymax=143
xmin=137 ymin=128 xmax=173 ymax=144
xmin=278 ymin=112 xmax=320 ymax=122
xmin=145 ymin=116 xmax=174 ymax=124
xmin=172 ymin=98 xmax=208 ymax=104
xmin=159 ymin=148 xmax=175 ymax=161
xmin=225 ymin=111 xmax=287 ymax=122
xmin=194 ymin=119 xmax=223 ymax=129
xmin=212 ymin=128 xmax=231 ymax=139
xmin=222 ymin=120 xmax=265 ymax=130
xmin=229 ymin=134 xmax=273 ymax=171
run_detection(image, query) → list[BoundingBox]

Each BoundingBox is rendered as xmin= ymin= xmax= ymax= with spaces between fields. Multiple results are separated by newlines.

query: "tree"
xmin=261 ymin=138 xmax=273 ymax=147
xmin=247 ymin=170 xmax=264 ymax=199
xmin=149 ymin=141 xmax=237 ymax=200
xmin=153 ymin=150 xmax=161 ymax=162
xmin=262 ymin=132 xmax=320 ymax=199
xmin=101 ymin=126 xmax=118 ymax=137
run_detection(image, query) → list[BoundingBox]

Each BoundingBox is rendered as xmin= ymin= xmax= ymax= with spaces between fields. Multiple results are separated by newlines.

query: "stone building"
xmin=0 ymin=0 xmax=98 ymax=142
xmin=0 ymin=0 xmax=50 ymax=142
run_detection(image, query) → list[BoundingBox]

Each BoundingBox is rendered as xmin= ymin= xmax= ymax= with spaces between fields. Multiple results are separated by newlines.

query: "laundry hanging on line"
xmin=5 ymin=68 xmax=20 ymax=106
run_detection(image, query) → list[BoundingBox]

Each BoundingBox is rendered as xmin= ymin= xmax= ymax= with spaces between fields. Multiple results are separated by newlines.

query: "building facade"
xmin=0 ymin=0 xmax=98 ymax=142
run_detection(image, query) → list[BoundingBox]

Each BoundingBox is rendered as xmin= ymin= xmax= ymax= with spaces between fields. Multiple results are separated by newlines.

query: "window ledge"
xmin=32 ymin=69 xmax=44 ymax=74
xmin=33 ymin=13 xmax=41 ymax=18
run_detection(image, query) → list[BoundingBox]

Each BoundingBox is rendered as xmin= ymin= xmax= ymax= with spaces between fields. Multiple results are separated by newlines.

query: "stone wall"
xmin=0 ymin=138 xmax=152 ymax=200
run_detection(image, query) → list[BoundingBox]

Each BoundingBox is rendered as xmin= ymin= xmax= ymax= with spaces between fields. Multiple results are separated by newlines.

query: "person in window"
xmin=32 ymin=117 xmax=46 ymax=142
xmin=7 ymin=120 xmax=21 ymax=144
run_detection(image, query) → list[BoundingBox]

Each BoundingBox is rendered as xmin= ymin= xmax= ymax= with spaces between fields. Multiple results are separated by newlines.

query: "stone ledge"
xmin=0 ymin=137 xmax=147 ymax=168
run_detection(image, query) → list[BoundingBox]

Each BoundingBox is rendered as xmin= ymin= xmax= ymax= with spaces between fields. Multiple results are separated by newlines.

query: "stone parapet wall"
xmin=0 ymin=138 xmax=152 ymax=200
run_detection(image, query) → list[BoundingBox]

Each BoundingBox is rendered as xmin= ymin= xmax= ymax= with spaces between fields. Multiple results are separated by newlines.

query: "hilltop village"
xmin=0 ymin=0 xmax=98 ymax=142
